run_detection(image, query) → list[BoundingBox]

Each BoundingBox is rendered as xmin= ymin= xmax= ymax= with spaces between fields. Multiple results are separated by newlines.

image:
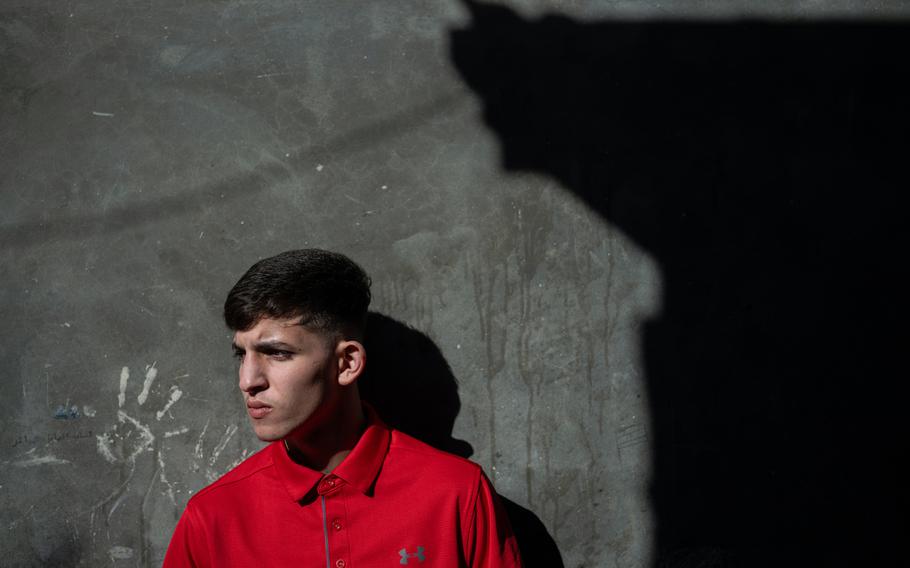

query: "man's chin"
xmin=251 ymin=424 xmax=286 ymax=442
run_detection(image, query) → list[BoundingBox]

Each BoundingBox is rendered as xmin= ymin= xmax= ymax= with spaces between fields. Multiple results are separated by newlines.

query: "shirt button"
xmin=335 ymin=560 xmax=346 ymax=568
xmin=332 ymin=519 xmax=343 ymax=531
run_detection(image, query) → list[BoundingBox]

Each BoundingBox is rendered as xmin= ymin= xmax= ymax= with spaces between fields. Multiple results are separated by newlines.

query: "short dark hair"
xmin=223 ymin=249 xmax=372 ymax=338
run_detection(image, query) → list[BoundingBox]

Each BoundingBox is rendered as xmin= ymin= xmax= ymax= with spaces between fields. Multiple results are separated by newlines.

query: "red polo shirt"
xmin=163 ymin=407 xmax=522 ymax=567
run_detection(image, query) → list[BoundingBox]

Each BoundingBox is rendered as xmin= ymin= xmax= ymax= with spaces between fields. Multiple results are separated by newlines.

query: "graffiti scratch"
xmin=155 ymin=387 xmax=183 ymax=420
xmin=164 ymin=426 xmax=189 ymax=438
xmin=137 ymin=362 xmax=158 ymax=405
xmin=209 ymin=424 xmax=238 ymax=467
xmin=118 ymin=366 xmax=129 ymax=408
xmin=13 ymin=453 xmax=70 ymax=467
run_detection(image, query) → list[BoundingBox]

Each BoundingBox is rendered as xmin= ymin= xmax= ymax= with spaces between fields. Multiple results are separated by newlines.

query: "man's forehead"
xmin=232 ymin=317 xmax=305 ymax=340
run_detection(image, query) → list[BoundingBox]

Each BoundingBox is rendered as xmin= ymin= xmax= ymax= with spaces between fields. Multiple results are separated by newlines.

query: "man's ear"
xmin=336 ymin=340 xmax=366 ymax=386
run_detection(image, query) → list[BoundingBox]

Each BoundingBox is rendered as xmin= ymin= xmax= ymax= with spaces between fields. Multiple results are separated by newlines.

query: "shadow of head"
xmin=359 ymin=312 xmax=473 ymax=458
xmin=359 ymin=312 xmax=564 ymax=567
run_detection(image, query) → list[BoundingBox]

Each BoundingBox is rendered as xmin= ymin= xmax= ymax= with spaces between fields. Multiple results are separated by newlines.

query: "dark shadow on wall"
xmin=360 ymin=312 xmax=564 ymax=568
xmin=451 ymin=2 xmax=909 ymax=567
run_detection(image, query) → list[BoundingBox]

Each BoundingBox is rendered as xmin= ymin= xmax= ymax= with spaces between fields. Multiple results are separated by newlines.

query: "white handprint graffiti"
xmin=89 ymin=362 xmax=250 ymax=564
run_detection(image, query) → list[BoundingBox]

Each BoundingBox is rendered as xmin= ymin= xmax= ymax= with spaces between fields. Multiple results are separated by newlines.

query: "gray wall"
xmin=1 ymin=1 xmax=906 ymax=567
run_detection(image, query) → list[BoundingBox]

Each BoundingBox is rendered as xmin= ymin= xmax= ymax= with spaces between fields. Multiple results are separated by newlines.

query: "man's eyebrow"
xmin=232 ymin=340 xmax=297 ymax=351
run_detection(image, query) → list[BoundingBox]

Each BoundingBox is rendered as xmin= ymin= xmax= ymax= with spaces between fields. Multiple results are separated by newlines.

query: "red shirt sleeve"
xmin=463 ymin=470 xmax=524 ymax=567
xmin=162 ymin=501 xmax=210 ymax=568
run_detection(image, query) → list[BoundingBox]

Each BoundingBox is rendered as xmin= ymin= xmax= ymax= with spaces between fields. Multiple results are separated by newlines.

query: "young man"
xmin=163 ymin=249 xmax=522 ymax=567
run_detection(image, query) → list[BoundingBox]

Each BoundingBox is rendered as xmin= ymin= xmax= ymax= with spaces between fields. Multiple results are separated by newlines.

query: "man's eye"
xmin=233 ymin=350 xmax=245 ymax=360
xmin=269 ymin=350 xmax=292 ymax=360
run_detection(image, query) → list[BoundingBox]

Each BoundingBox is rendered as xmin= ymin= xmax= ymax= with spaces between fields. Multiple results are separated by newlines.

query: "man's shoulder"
xmin=187 ymin=442 xmax=276 ymax=504
xmin=386 ymin=429 xmax=483 ymax=485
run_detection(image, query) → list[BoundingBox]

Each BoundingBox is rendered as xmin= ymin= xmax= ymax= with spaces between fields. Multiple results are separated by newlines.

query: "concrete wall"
xmin=2 ymin=1 xmax=907 ymax=567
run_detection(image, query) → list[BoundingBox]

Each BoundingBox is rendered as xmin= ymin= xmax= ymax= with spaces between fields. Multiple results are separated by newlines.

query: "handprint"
xmin=93 ymin=362 xmax=188 ymax=518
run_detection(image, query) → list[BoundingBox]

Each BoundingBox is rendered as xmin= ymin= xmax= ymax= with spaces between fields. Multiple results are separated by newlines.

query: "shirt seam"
xmin=187 ymin=497 xmax=210 ymax=567
xmin=190 ymin=459 xmax=275 ymax=500
xmin=389 ymin=442 xmax=480 ymax=466
xmin=462 ymin=467 xmax=483 ymax=563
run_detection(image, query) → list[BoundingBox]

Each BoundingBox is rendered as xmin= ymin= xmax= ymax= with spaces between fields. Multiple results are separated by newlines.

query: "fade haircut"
xmin=224 ymin=249 xmax=372 ymax=339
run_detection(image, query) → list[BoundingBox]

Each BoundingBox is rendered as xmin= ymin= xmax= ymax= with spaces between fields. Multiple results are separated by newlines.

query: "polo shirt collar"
xmin=272 ymin=403 xmax=391 ymax=502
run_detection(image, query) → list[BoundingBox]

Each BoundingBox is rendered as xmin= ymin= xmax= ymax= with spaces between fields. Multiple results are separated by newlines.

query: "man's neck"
xmin=284 ymin=396 xmax=366 ymax=474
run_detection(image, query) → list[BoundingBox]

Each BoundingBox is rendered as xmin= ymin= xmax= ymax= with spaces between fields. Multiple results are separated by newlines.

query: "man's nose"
xmin=238 ymin=355 xmax=268 ymax=393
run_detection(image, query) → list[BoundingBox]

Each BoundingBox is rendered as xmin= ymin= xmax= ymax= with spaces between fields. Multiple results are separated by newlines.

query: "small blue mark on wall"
xmin=53 ymin=405 xmax=81 ymax=420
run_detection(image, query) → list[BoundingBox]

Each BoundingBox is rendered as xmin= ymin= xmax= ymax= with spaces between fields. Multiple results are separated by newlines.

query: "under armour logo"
xmin=399 ymin=546 xmax=426 ymax=564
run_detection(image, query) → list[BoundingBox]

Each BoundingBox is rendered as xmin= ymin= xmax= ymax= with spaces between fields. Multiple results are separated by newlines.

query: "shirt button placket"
xmin=321 ymin=476 xmax=348 ymax=568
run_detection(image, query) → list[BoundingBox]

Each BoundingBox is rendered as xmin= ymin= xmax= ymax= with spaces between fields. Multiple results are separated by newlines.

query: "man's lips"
xmin=246 ymin=401 xmax=272 ymax=419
